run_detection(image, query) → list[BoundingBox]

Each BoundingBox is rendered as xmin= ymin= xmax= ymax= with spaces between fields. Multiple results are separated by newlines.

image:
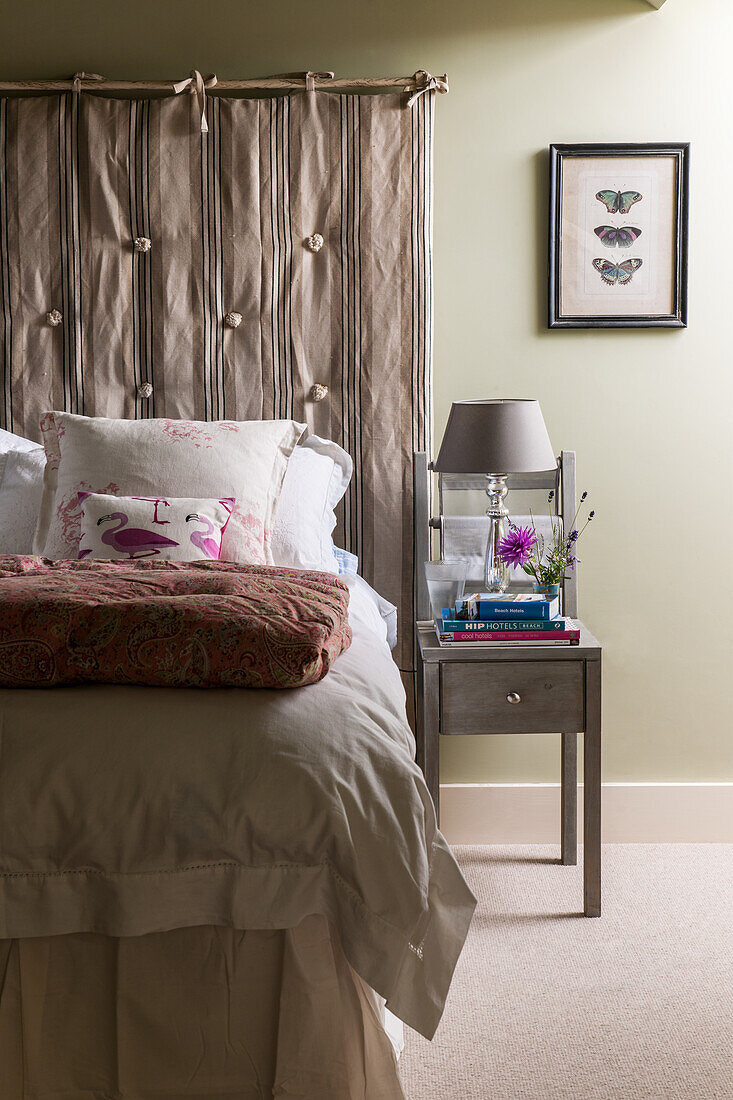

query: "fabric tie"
xmin=70 ymin=72 xmax=105 ymax=95
xmin=406 ymin=70 xmax=449 ymax=108
xmin=173 ymin=69 xmax=218 ymax=133
xmin=273 ymin=71 xmax=335 ymax=93
xmin=304 ymin=70 xmax=334 ymax=92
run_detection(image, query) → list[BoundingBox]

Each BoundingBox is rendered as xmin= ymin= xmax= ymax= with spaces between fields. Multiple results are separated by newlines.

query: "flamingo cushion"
xmin=35 ymin=413 xmax=305 ymax=565
xmin=78 ymin=493 xmax=236 ymax=562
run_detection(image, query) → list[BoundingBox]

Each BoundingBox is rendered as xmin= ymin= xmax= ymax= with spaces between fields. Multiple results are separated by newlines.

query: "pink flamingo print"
xmin=97 ymin=512 xmax=180 ymax=559
xmin=185 ymin=513 xmax=220 ymax=559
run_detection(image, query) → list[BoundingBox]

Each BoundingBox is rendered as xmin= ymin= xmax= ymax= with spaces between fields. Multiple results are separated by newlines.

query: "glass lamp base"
xmin=484 ymin=513 xmax=509 ymax=593
xmin=484 ymin=473 xmax=510 ymax=593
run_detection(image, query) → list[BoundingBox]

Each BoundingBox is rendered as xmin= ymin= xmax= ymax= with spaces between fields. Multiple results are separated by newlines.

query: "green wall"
xmin=3 ymin=0 xmax=731 ymax=784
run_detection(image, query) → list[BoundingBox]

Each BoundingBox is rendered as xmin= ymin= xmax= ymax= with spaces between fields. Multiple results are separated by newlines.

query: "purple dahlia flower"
xmin=498 ymin=525 xmax=537 ymax=568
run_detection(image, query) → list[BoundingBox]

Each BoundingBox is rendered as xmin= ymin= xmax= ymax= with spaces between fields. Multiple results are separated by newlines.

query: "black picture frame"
xmin=548 ymin=142 xmax=689 ymax=329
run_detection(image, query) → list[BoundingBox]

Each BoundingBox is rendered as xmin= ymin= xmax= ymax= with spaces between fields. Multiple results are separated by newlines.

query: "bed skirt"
xmin=0 ymin=916 xmax=405 ymax=1099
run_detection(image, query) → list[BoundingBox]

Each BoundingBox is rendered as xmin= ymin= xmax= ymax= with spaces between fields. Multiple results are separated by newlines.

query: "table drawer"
xmin=441 ymin=660 xmax=584 ymax=734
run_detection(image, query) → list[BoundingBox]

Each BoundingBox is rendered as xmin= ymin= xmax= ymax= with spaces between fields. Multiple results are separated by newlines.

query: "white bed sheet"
xmin=344 ymin=571 xmax=399 ymax=650
xmin=333 ymin=572 xmax=405 ymax=1055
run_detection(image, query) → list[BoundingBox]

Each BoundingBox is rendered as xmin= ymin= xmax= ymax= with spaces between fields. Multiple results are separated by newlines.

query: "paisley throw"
xmin=0 ymin=557 xmax=351 ymax=688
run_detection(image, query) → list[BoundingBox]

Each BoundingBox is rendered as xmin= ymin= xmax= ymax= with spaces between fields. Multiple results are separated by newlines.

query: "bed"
xmin=0 ymin=77 xmax=468 ymax=1097
xmin=0 ymin=565 xmax=474 ymax=1096
xmin=0 ymin=414 xmax=475 ymax=1100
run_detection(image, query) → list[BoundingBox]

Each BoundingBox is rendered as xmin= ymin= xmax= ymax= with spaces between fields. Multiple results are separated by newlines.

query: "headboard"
xmin=0 ymin=82 xmax=437 ymax=672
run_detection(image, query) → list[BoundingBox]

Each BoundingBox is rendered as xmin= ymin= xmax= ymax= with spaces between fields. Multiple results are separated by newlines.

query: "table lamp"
xmin=433 ymin=399 xmax=556 ymax=593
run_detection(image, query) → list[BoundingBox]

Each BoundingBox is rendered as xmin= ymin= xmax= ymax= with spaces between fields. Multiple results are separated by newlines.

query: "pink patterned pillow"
xmin=78 ymin=493 xmax=235 ymax=562
xmin=34 ymin=413 xmax=305 ymax=564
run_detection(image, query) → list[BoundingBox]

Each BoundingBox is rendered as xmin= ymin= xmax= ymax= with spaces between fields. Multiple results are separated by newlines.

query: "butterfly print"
xmin=592 ymin=257 xmax=643 ymax=286
xmin=594 ymin=225 xmax=642 ymax=248
xmin=595 ymin=189 xmax=643 ymax=214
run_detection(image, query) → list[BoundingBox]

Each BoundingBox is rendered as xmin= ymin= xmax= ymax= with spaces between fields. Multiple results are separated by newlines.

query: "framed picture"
xmin=549 ymin=142 xmax=689 ymax=329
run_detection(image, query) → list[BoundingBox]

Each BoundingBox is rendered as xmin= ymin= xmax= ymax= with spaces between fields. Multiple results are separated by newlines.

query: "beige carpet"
xmin=399 ymin=845 xmax=733 ymax=1099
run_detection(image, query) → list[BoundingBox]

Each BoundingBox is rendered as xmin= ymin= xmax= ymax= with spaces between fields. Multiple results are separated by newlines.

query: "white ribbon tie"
xmin=173 ymin=69 xmax=218 ymax=133
xmin=406 ymin=70 xmax=449 ymax=108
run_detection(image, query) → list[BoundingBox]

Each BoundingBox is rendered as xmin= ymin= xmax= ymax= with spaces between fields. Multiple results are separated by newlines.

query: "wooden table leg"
xmin=583 ymin=658 xmax=602 ymax=916
xmin=561 ymin=731 xmax=577 ymax=866
xmin=416 ymin=660 xmax=441 ymax=825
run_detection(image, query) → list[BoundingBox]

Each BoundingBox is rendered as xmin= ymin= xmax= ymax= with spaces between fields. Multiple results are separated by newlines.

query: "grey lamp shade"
xmin=434 ymin=399 xmax=556 ymax=474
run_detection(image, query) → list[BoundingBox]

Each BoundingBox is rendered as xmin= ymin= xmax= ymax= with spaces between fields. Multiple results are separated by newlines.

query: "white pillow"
xmin=0 ymin=429 xmax=46 ymax=555
xmin=0 ymin=427 xmax=43 ymax=456
xmin=78 ymin=492 xmax=235 ymax=561
xmin=270 ymin=434 xmax=352 ymax=573
xmin=35 ymin=413 xmax=305 ymax=564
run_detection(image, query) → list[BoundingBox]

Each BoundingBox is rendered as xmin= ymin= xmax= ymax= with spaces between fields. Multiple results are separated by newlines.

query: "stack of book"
xmin=435 ymin=592 xmax=580 ymax=647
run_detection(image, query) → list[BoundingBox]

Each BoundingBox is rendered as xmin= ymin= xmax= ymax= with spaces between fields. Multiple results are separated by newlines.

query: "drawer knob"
xmin=506 ymin=692 xmax=521 ymax=705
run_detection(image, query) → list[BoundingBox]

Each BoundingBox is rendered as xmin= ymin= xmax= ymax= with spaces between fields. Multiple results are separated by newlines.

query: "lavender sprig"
xmin=498 ymin=491 xmax=596 ymax=585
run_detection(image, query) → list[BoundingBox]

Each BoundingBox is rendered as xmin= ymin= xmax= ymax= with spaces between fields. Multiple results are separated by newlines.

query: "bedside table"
xmin=416 ymin=621 xmax=602 ymax=917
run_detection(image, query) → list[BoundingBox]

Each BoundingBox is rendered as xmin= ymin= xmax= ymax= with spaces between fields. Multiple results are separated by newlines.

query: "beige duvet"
xmin=0 ymin=576 xmax=475 ymax=1047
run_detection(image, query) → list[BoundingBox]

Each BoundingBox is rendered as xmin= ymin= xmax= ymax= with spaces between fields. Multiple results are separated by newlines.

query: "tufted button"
xmin=224 ymin=311 xmax=243 ymax=328
xmin=134 ymin=236 xmax=152 ymax=253
xmin=305 ymin=233 xmax=324 ymax=253
xmin=137 ymin=381 xmax=153 ymax=399
xmin=46 ymin=309 xmax=63 ymax=326
xmin=310 ymin=383 xmax=328 ymax=402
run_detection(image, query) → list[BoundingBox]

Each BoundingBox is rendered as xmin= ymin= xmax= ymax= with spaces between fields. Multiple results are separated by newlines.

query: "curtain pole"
xmin=0 ymin=72 xmax=448 ymax=95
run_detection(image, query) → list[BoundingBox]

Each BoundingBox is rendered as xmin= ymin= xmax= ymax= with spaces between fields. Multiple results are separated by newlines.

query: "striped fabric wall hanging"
xmin=0 ymin=83 xmax=436 ymax=672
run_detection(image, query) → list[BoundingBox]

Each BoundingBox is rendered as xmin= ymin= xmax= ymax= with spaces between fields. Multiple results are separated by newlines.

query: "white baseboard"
xmin=439 ymin=783 xmax=733 ymax=844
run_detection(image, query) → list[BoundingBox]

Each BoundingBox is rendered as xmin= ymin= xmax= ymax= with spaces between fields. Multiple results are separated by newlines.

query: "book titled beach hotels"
xmin=454 ymin=592 xmax=560 ymax=621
